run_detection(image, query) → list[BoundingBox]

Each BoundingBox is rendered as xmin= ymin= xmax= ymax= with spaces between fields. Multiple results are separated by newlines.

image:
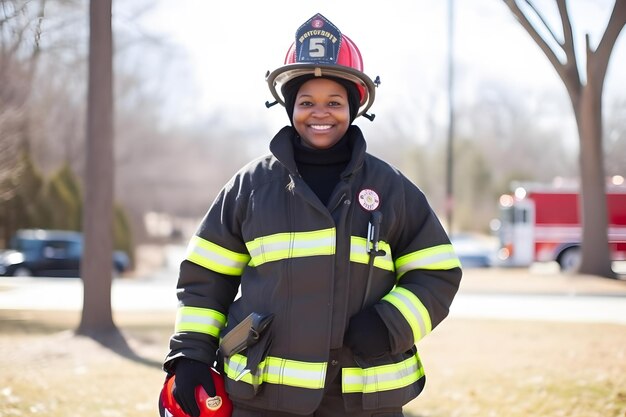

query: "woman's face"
xmin=292 ymin=78 xmax=351 ymax=149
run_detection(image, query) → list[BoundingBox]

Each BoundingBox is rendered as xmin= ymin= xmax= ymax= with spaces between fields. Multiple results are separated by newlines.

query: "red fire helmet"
xmin=159 ymin=368 xmax=233 ymax=417
xmin=266 ymin=13 xmax=378 ymax=119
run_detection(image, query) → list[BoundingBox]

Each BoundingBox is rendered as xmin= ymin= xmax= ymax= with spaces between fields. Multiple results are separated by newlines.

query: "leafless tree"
xmin=77 ymin=0 xmax=116 ymax=335
xmin=503 ymin=0 xmax=626 ymax=278
xmin=0 ymin=0 xmax=45 ymax=210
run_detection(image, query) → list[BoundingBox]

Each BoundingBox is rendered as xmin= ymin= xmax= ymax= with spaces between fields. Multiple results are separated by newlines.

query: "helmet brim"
xmin=266 ymin=63 xmax=377 ymax=118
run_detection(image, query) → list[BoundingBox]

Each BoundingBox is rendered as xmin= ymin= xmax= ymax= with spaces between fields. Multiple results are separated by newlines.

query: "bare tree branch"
xmin=503 ymin=1 xmax=563 ymax=69
xmin=589 ymin=0 xmax=626 ymax=88
xmin=523 ymin=0 xmax=562 ymax=46
xmin=33 ymin=0 xmax=44 ymax=51
xmin=502 ymin=0 xmax=581 ymax=100
xmin=0 ymin=1 xmax=30 ymax=26
xmin=556 ymin=0 xmax=579 ymax=82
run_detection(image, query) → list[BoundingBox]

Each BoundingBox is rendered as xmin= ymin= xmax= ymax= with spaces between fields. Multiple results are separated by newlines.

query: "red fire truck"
xmin=495 ymin=181 xmax=626 ymax=271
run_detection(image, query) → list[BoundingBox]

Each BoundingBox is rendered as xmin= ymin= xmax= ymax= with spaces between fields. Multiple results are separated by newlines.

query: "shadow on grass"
xmin=0 ymin=310 xmax=79 ymax=334
xmin=76 ymin=326 xmax=163 ymax=369
xmin=0 ymin=310 xmax=166 ymax=369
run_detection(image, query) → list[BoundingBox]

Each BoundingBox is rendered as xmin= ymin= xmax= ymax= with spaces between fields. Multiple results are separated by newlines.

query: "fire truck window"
xmin=515 ymin=208 xmax=528 ymax=224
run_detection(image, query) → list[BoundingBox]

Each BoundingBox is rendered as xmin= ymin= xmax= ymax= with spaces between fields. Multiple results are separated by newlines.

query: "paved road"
xmin=2 ymin=269 xmax=626 ymax=325
xmin=0 ymin=274 xmax=178 ymax=311
xmin=449 ymin=292 xmax=626 ymax=324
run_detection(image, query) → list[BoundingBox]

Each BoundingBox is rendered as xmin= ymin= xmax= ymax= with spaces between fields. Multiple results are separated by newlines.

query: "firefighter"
xmin=161 ymin=13 xmax=462 ymax=417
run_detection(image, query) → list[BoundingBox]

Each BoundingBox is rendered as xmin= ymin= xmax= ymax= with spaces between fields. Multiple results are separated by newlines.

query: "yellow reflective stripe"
xmin=186 ymin=235 xmax=250 ymax=276
xmin=349 ymin=237 xmax=395 ymax=272
xmin=224 ymin=353 xmax=327 ymax=389
xmin=395 ymin=244 xmax=460 ymax=278
xmin=383 ymin=287 xmax=432 ymax=343
xmin=175 ymin=306 xmax=226 ymax=337
xmin=342 ymin=353 xmax=425 ymax=393
xmin=245 ymin=228 xmax=336 ymax=267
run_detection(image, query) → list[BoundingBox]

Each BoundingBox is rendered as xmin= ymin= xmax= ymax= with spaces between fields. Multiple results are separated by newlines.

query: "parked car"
xmin=450 ymin=232 xmax=498 ymax=268
xmin=0 ymin=229 xmax=130 ymax=277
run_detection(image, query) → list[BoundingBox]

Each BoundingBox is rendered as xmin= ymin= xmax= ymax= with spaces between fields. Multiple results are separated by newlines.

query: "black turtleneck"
xmin=293 ymin=134 xmax=352 ymax=206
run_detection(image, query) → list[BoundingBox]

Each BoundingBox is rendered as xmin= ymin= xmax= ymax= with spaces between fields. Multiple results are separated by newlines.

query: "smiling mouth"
xmin=309 ymin=124 xmax=333 ymax=131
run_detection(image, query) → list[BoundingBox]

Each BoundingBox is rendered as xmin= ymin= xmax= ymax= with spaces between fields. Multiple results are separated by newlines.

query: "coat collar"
xmin=269 ymin=125 xmax=367 ymax=179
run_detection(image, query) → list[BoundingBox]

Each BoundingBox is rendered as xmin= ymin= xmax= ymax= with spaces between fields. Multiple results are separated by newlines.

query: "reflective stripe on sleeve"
xmin=395 ymin=244 xmax=460 ymax=278
xmin=186 ymin=235 xmax=250 ymax=276
xmin=245 ymin=228 xmax=336 ymax=267
xmin=224 ymin=354 xmax=327 ymax=390
xmin=383 ymin=287 xmax=432 ymax=343
xmin=349 ymin=237 xmax=394 ymax=272
xmin=175 ymin=306 xmax=226 ymax=338
xmin=342 ymin=353 xmax=425 ymax=393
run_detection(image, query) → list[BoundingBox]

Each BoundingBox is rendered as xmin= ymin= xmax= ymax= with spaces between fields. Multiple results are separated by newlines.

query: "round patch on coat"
xmin=358 ymin=189 xmax=380 ymax=211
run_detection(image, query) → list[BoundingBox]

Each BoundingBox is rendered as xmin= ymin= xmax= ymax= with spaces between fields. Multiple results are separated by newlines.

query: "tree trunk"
xmin=576 ymin=76 xmax=615 ymax=278
xmin=77 ymin=0 xmax=117 ymax=334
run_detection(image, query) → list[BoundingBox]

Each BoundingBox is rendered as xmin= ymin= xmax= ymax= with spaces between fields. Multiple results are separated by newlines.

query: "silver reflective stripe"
xmin=264 ymin=362 xmax=325 ymax=383
xmin=246 ymin=229 xmax=336 ymax=266
xmin=391 ymin=289 xmax=427 ymax=338
xmin=225 ymin=354 xmax=327 ymax=389
xmin=395 ymin=244 xmax=460 ymax=277
xmin=175 ymin=306 xmax=226 ymax=337
xmin=382 ymin=287 xmax=432 ymax=343
xmin=248 ymin=236 xmax=333 ymax=258
xmin=342 ymin=353 xmax=424 ymax=393
xmin=186 ymin=235 xmax=249 ymax=276
xmin=343 ymin=360 xmax=418 ymax=388
xmin=192 ymin=244 xmax=245 ymax=269
xmin=349 ymin=237 xmax=394 ymax=271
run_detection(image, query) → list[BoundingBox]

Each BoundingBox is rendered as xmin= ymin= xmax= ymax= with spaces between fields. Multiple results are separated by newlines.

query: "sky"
xmin=120 ymin=0 xmax=626 ymax=135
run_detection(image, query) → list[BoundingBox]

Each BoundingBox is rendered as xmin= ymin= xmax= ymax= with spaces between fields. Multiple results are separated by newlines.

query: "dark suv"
xmin=0 ymin=229 xmax=130 ymax=277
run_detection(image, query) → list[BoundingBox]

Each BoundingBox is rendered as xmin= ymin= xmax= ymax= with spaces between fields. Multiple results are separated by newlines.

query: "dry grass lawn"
xmin=1 ymin=263 xmax=626 ymax=417
xmin=410 ymin=318 xmax=626 ymax=417
xmin=1 ymin=307 xmax=625 ymax=417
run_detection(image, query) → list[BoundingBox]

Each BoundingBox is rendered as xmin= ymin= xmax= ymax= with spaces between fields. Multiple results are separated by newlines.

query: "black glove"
xmin=172 ymin=358 xmax=216 ymax=417
xmin=345 ymin=307 xmax=391 ymax=360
